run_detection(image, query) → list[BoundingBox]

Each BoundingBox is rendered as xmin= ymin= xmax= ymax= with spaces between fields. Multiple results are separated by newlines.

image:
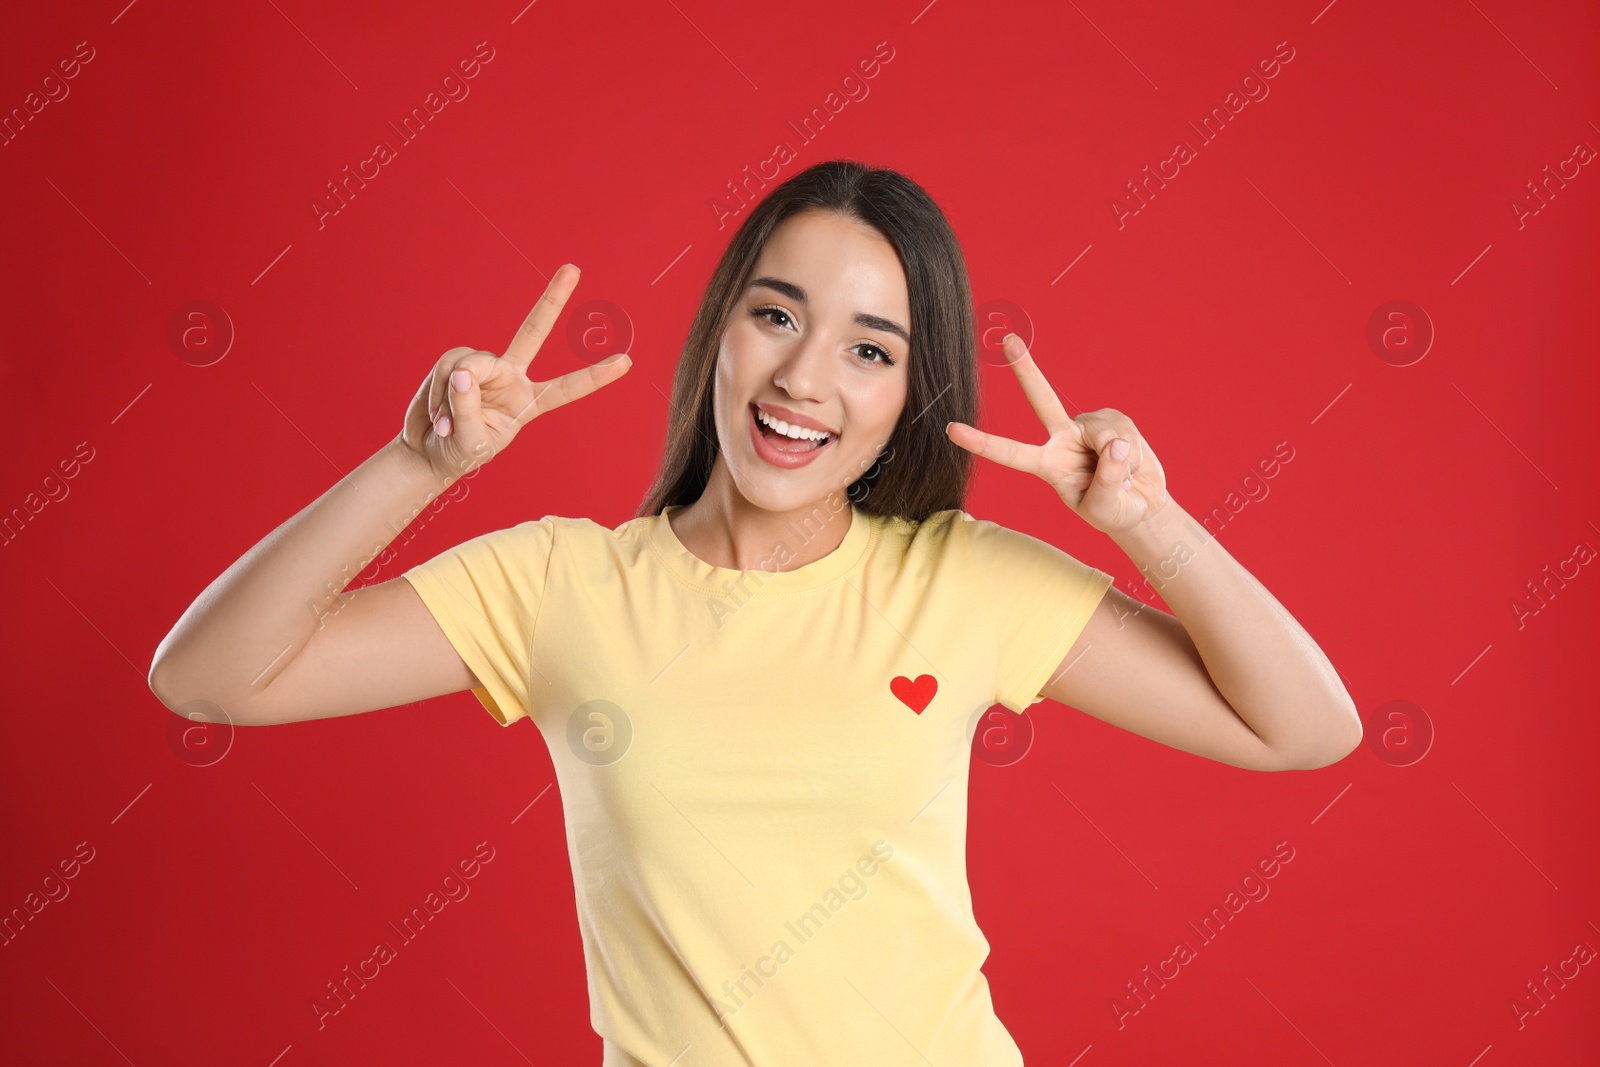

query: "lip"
xmin=753 ymin=402 xmax=838 ymax=436
xmin=748 ymin=403 xmax=836 ymax=469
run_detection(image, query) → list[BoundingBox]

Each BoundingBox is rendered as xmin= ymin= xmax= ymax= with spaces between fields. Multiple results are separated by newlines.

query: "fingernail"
xmin=1111 ymin=438 xmax=1129 ymax=461
xmin=436 ymin=415 xmax=452 ymax=436
xmin=451 ymin=370 xmax=470 ymax=392
xmin=601 ymin=352 xmax=630 ymax=367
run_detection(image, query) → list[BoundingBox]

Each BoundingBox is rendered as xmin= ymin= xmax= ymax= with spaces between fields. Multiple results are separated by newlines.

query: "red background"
xmin=3 ymin=0 xmax=1597 ymax=1063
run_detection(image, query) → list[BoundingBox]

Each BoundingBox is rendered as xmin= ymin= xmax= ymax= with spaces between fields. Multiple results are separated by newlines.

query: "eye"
xmin=853 ymin=342 xmax=895 ymax=367
xmin=751 ymin=305 xmax=794 ymax=329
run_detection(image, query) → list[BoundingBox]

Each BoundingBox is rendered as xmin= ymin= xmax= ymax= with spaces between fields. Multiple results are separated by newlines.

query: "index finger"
xmin=503 ymin=264 xmax=582 ymax=371
xmin=1002 ymin=334 xmax=1073 ymax=433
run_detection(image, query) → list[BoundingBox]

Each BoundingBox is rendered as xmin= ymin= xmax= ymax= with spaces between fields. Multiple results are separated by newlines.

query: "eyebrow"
xmin=748 ymin=276 xmax=910 ymax=345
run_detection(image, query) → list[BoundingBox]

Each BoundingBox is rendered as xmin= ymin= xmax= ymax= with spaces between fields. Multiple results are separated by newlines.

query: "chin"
xmin=733 ymin=476 xmax=830 ymax=516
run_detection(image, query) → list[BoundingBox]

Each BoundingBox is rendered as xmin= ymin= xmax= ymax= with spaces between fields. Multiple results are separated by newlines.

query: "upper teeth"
xmin=757 ymin=409 xmax=831 ymax=441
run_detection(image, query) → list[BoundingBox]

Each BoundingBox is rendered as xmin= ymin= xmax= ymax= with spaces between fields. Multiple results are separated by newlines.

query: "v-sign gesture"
xmin=399 ymin=264 xmax=633 ymax=482
xmin=945 ymin=333 xmax=1168 ymax=537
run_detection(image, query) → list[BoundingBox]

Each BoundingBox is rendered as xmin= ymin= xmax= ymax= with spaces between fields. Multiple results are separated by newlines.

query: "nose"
xmin=771 ymin=331 xmax=833 ymax=402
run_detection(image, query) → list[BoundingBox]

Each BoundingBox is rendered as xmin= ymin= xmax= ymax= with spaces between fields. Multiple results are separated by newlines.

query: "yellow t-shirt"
xmin=401 ymin=500 xmax=1113 ymax=1066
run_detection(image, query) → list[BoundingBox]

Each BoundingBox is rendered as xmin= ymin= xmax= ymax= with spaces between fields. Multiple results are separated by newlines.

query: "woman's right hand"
xmin=399 ymin=264 xmax=632 ymax=481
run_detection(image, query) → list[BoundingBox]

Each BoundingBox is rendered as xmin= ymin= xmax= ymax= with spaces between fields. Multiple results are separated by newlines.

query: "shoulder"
xmin=437 ymin=513 xmax=596 ymax=565
xmin=860 ymin=508 xmax=982 ymax=583
xmin=511 ymin=512 xmax=622 ymax=541
xmin=956 ymin=513 xmax=1057 ymax=554
xmin=874 ymin=508 xmax=1038 ymax=555
xmin=864 ymin=509 xmax=1094 ymax=601
xmin=931 ymin=511 xmax=1102 ymax=577
xmin=870 ymin=507 xmax=968 ymax=554
xmin=531 ymin=510 xmax=658 ymax=569
xmin=492 ymin=509 xmax=693 ymax=560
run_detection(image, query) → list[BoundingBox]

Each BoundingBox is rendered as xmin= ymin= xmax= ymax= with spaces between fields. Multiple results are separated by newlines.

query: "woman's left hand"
xmin=945 ymin=333 xmax=1170 ymax=537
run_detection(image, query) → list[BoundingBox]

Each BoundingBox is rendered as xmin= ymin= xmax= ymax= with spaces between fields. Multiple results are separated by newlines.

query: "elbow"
xmin=147 ymin=656 xmax=251 ymax=726
xmin=147 ymin=658 xmax=192 ymax=718
xmin=147 ymin=639 xmax=190 ymax=715
xmin=147 ymin=655 xmax=177 ymax=713
xmin=1279 ymin=743 xmax=1358 ymax=771
xmin=1275 ymin=707 xmax=1363 ymax=771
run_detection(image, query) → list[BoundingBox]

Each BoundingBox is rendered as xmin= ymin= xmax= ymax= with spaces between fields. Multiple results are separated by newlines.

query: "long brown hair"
xmin=636 ymin=160 xmax=980 ymax=523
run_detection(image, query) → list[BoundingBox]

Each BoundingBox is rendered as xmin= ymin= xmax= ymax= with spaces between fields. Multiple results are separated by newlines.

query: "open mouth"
xmin=750 ymin=404 xmax=835 ymax=454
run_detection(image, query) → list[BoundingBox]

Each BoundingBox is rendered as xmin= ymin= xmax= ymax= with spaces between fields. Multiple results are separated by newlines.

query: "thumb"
xmin=1088 ymin=435 xmax=1132 ymax=506
xmin=442 ymin=365 xmax=487 ymax=456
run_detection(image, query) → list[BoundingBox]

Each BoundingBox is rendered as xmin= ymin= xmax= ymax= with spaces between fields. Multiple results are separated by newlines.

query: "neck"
xmin=669 ymin=460 xmax=854 ymax=572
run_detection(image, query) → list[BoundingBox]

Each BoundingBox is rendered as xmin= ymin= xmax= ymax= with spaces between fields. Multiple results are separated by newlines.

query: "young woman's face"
xmin=712 ymin=209 xmax=911 ymax=513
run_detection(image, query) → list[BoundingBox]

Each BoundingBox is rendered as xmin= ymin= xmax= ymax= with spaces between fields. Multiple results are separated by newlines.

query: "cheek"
xmin=712 ymin=338 xmax=754 ymax=441
xmin=835 ymin=388 xmax=902 ymax=472
xmin=849 ymin=379 xmax=906 ymax=438
xmin=717 ymin=330 xmax=757 ymax=391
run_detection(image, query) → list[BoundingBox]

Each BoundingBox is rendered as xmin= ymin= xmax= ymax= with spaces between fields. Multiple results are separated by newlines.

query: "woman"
xmin=149 ymin=160 xmax=1361 ymax=1065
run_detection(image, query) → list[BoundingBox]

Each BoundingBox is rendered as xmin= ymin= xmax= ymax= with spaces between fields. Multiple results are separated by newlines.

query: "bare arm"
xmin=147 ymin=437 xmax=479 ymax=725
xmin=1044 ymin=504 xmax=1361 ymax=771
xmin=148 ymin=265 xmax=631 ymax=726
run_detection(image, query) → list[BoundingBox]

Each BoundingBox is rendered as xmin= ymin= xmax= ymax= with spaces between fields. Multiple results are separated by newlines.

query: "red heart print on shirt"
xmin=890 ymin=675 xmax=937 ymax=715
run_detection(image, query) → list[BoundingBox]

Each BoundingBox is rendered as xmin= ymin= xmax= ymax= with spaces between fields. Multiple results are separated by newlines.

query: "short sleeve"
xmin=400 ymin=519 xmax=557 ymax=727
xmin=960 ymin=516 xmax=1115 ymax=715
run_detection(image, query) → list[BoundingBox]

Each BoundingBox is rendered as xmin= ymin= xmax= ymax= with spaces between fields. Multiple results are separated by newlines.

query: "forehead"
xmin=752 ymin=211 xmax=909 ymax=317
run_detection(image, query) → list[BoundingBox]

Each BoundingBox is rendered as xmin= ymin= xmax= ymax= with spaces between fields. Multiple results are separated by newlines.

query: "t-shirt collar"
xmin=650 ymin=498 xmax=873 ymax=595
